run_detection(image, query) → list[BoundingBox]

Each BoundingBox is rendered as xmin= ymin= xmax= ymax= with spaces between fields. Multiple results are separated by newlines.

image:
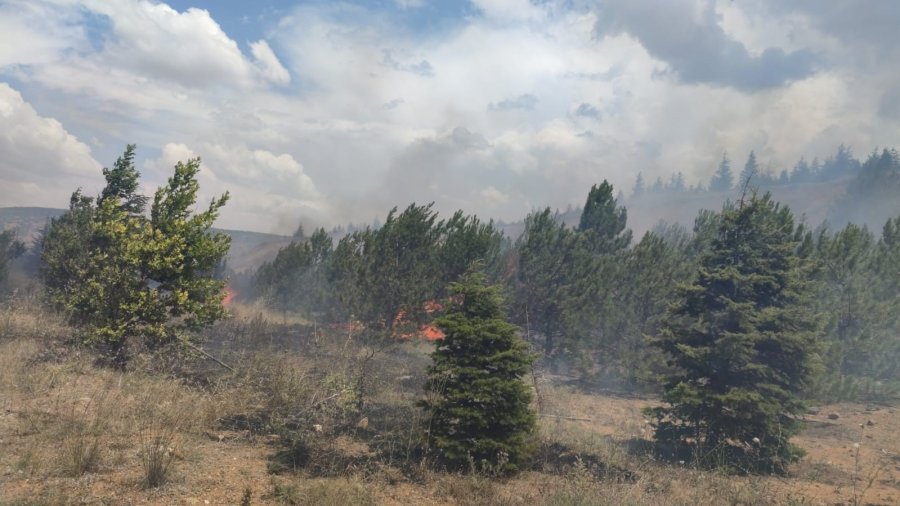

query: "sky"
xmin=1 ymin=0 xmax=899 ymax=234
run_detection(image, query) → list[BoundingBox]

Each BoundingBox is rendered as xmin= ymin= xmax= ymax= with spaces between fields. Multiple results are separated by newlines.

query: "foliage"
xmin=737 ymin=151 xmax=759 ymax=189
xmin=577 ymin=180 xmax=631 ymax=255
xmin=648 ymin=193 xmax=820 ymax=473
xmin=311 ymin=204 xmax=502 ymax=330
xmin=40 ymin=145 xmax=230 ymax=360
xmin=830 ymin=148 xmax=900 ymax=227
xmin=709 ymin=153 xmax=734 ymax=192
xmin=420 ymin=269 xmax=535 ymax=473
xmin=809 ymin=216 xmax=900 ymax=400
xmin=0 ymin=229 xmax=26 ymax=286
xmin=513 ymin=208 xmax=579 ymax=356
xmin=256 ymin=228 xmax=337 ymax=319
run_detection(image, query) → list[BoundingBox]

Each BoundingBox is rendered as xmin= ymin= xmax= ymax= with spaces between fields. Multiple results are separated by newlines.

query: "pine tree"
xmin=738 ymin=151 xmax=760 ymax=188
xmin=709 ymin=153 xmax=734 ymax=192
xmin=632 ymin=172 xmax=645 ymax=199
xmin=515 ymin=208 xmax=578 ymax=355
xmin=578 ymin=180 xmax=631 ymax=254
xmin=648 ymin=193 xmax=819 ymax=473
xmin=421 ymin=269 xmax=535 ymax=473
xmin=41 ymin=146 xmax=230 ymax=363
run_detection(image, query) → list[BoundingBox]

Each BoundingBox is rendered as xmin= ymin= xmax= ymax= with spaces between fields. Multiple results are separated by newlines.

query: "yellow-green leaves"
xmin=41 ymin=145 xmax=230 ymax=361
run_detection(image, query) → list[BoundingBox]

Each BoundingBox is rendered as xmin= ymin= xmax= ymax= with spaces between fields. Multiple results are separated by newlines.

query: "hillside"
xmin=0 ymin=207 xmax=292 ymax=273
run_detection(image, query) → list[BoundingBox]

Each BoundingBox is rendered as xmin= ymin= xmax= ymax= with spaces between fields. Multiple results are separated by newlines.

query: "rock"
xmin=807 ymin=406 xmax=821 ymax=415
xmin=866 ymin=419 xmax=875 ymax=426
xmin=827 ymin=412 xmax=840 ymax=420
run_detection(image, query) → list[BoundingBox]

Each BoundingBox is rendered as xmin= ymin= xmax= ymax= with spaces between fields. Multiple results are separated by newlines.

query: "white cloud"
xmin=0 ymin=83 xmax=102 ymax=207
xmin=2 ymin=0 xmax=900 ymax=232
xmin=144 ymin=142 xmax=325 ymax=233
xmin=78 ymin=0 xmax=253 ymax=89
xmin=251 ymin=40 xmax=291 ymax=86
xmin=0 ymin=1 xmax=86 ymax=68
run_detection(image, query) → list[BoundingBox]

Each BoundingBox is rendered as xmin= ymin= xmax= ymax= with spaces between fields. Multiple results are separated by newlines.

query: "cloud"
xmin=0 ymin=83 xmax=102 ymax=207
xmin=574 ymin=103 xmax=601 ymax=119
xmin=77 ymin=0 xmax=255 ymax=89
xmin=2 ymin=0 xmax=900 ymax=234
xmin=383 ymin=50 xmax=435 ymax=77
xmin=489 ymin=93 xmax=539 ymax=111
xmin=592 ymin=0 xmax=819 ymax=91
xmin=0 ymin=1 xmax=88 ymax=69
xmin=145 ymin=142 xmax=325 ymax=233
xmin=251 ymin=40 xmax=291 ymax=86
xmin=382 ymin=98 xmax=405 ymax=110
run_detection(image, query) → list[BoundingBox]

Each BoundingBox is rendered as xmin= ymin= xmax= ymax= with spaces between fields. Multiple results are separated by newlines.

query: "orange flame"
xmin=222 ymin=285 xmax=236 ymax=306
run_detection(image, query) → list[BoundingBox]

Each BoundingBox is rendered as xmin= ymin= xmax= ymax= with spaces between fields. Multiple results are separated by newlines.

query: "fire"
xmin=420 ymin=324 xmax=445 ymax=341
xmin=393 ymin=299 xmax=446 ymax=341
xmin=222 ymin=285 xmax=236 ymax=306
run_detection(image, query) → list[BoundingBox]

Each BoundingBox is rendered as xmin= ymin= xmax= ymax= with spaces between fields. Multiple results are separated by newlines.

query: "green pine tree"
xmin=514 ymin=208 xmax=579 ymax=356
xmin=577 ymin=180 xmax=631 ymax=255
xmin=420 ymin=269 xmax=536 ymax=473
xmin=41 ymin=146 xmax=230 ymax=364
xmin=709 ymin=153 xmax=734 ymax=192
xmin=647 ymin=192 xmax=819 ymax=473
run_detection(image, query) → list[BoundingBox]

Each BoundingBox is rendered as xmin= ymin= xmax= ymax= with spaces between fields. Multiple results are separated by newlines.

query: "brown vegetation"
xmin=1 ymin=300 xmax=897 ymax=505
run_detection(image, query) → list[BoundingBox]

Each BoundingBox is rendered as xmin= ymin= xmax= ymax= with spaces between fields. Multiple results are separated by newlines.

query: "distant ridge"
xmin=0 ymin=207 xmax=291 ymax=273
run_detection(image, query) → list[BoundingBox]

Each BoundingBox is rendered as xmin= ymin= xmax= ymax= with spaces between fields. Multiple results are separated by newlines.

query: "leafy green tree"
xmin=0 ymin=229 xmax=25 ymax=286
xmin=809 ymin=223 xmax=889 ymax=399
xmin=648 ymin=193 xmax=819 ymax=473
xmin=41 ymin=146 xmax=230 ymax=362
xmin=559 ymin=181 xmax=632 ymax=371
xmin=257 ymin=228 xmax=336 ymax=319
xmin=709 ymin=153 xmax=733 ymax=192
xmin=329 ymin=203 xmax=442 ymax=330
xmin=513 ymin=208 xmax=579 ymax=355
xmin=611 ymin=224 xmax=694 ymax=384
xmin=435 ymin=210 xmax=504 ymax=287
xmin=420 ymin=269 xmax=535 ymax=473
xmin=578 ymin=180 xmax=631 ymax=254
xmin=875 ymin=214 xmax=900 ymax=382
xmin=326 ymin=204 xmax=504 ymax=332
xmin=99 ymin=144 xmax=148 ymax=214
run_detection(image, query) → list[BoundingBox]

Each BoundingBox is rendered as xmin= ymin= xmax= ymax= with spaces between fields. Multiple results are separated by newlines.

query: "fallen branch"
xmin=183 ymin=340 xmax=234 ymax=372
xmin=540 ymin=413 xmax=593 ymax=422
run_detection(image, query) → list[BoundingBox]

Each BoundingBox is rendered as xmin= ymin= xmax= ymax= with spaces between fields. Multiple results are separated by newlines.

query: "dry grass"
xmin=1 ymin=300 xmax=898 ymax=505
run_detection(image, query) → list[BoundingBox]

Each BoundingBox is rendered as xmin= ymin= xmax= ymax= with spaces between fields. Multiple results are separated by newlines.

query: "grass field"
xmin=1 ymin=300 xmax=897 ymax=505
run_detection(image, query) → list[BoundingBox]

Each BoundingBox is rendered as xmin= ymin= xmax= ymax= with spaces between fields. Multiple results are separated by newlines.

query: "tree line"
xmin=256 ymin=174 xmax=900 ymax=402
